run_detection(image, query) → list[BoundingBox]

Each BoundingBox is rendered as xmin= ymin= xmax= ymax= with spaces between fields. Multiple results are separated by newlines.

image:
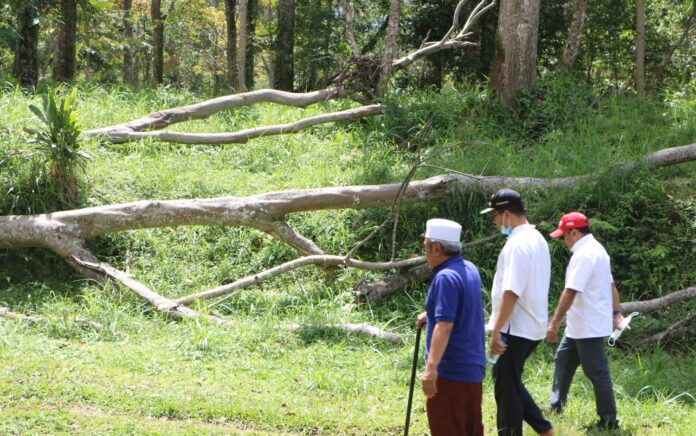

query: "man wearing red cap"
xmin=547 ymin=212 xmax=625 ymax=431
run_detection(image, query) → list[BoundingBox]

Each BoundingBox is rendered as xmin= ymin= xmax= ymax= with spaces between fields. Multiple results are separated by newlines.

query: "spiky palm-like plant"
xmin=26 ymin=88 xmax=90 ymax=209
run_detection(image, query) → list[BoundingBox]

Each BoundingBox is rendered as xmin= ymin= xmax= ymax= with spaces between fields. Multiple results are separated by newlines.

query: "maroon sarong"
xmin=426 ymin=378 xmax=484 ymax=436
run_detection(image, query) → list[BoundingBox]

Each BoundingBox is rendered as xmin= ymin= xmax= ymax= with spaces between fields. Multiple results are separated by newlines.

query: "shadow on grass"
xmin=0 ymin=248 xmax=85 ymax=309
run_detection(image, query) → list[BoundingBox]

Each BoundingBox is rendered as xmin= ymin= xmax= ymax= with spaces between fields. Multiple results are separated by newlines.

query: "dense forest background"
xmin=0 ymin=0 xmax=695 ymax=434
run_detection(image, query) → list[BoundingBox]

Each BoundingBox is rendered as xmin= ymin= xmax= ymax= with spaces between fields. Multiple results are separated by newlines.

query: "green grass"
xmin=1 ymin=317 xmax=695 ymax=434
xmin=1 ymin=77 xmax=695 ymax=433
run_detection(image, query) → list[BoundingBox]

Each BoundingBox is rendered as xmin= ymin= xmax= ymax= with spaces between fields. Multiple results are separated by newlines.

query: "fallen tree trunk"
xmin=88 ymin=103 xmax=384 ymax=145
xmin=1 ymin=143 xmax=694 ymax=321
xmin=84 ymin=88 xmax=347 ymax=137
xmin=621 ymin=287 xmax=696 ymax=313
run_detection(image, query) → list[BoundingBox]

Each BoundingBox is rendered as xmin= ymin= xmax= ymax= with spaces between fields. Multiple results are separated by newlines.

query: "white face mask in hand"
xmin=608 ymin=312 xmax=639 ymax=347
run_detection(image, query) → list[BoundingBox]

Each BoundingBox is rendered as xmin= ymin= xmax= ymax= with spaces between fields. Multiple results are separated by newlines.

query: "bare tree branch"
xmin=175 ymin=255 xmax=426 ymax=306
xmin=84 ymin=87 xmax=347 ymax=138
xmin=391 ymin=0 xmax=496 ymax=72
xmin=282 ymin=322 xmax=402 ymax=343
xmin=355 ymin=234 xmax=502 ymax=302
xmin=0 ymin=306 xmax=44 ymax=323
xmin=87 ymin=104 xmax=385 ymax=145
xmin=632 ymin=312 xmax=696 ymax=348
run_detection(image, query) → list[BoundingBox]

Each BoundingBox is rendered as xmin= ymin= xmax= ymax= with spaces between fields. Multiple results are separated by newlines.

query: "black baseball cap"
xmin=480 ymin=188 xmax=525 ymax=214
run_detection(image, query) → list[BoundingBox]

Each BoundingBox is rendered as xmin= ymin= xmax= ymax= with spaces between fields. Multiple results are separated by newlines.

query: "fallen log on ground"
xmin=0 ymin=143 xmax=694 ymax=322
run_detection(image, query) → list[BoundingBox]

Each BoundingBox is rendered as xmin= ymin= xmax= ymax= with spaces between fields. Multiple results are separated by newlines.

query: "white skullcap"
xmin=424 ymin=218 xmax=462 ymax=243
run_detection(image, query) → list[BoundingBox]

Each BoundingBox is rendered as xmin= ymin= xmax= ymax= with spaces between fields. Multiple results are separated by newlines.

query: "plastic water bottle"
xmin=608 ymin=312 xmax=639 ymax=347
xmin=487 ymin=334 xmax=508 ymax=364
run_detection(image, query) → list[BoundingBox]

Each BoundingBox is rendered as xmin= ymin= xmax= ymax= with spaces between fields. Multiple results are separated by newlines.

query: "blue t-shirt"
xmin=424 ymin=255 xmax=486 ymax=383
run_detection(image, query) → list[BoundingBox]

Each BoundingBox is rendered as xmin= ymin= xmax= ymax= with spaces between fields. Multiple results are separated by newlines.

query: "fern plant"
xmin=25 ymin=88 xmax=90 ymax=209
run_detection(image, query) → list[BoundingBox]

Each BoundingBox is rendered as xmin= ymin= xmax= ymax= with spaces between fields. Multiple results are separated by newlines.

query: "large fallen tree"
xmin=1 ymin=143 xmax=695 ymax=331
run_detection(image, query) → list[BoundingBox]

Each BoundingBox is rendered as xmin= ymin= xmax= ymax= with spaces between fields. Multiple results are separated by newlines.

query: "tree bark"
xmin=151 ymin=0 xmax=164 ymax=84
xmin=246 ymin=0 xmax=258 ymax=89
xmin=378 ymin=0 xmax=401 ymax=97
xmin=561 ymin=0 xmax=588 ymax=69
xmin=343 ymin=0 xmax=360 ymax=56
xmin=490 ymin=0 xmax=541 ymax=106
xmin=223 ymin=0 xmax=238 ymax=90
xmin=636 ymin=0 xmax=646 ymax=96
xmin=237 ymin=0 xmax=248 ymax=91
xmin=274 ymin=0 xmax=295 ymax=91
xmin=54 ymin=0 xmax=78 ymax=82
xmin=122 ymin=0 xmax=136 ymax=86
xmin=12 ymin=3 xmax=39 ymax=88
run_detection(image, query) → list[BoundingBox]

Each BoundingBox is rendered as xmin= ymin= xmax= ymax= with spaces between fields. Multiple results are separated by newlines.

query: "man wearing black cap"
xmin=481 ymin=188 xmax=555 ymax=436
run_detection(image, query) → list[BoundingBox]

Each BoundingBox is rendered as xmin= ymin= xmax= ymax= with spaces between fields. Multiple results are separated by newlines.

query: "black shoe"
xmin=584 ymin=419 xmax=620 ymax=434
xmin=548 ymin=404 xmax=563 ymax=414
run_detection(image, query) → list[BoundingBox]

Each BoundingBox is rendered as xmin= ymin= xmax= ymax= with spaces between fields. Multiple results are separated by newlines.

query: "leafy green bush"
xmin=25 ymin=87 xmax=89 ymax=209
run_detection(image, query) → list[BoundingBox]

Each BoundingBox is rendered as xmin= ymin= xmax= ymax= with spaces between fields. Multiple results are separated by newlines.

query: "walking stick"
xmin=404 ymin=325 xmax=423 ymax=436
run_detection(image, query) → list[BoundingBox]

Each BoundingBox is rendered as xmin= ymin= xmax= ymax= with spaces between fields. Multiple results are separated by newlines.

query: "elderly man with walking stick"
xmin=413 ymin=218 xmax=486 ymax=436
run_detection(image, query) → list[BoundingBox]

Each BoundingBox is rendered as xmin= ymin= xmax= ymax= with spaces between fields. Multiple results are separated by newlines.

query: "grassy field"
xmin=1 ymin=77 xmax=695 ymax=434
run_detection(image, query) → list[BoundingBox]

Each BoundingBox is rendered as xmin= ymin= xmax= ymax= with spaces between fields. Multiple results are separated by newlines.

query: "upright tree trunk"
xmin=151 ymin=0 xmax=164 ymax=84
xmin=122 ymin=0 xmax=136 ymax=85
xmin=274 ymin=0 xmax=295 ymax=91
xmin=343 ymin=0 xmax=360 ymax=56
xmin=237 ymin=0 xmax=248 ymax=91
xmin=636 ymin=0 xmax=646 ymax=96
xmin=12 ymin=3 xmax=39 ymax=88
xmin=378 ymin=0 xmax=401 ymax=97
xmin=490 ymin=0 xmax=541 ymax=106
xmin=246 ymin=0 xmax=258 ymax=89
xmin=561 ymin=0 xmax=588 ymax=69
xmin=224 ymin=0 xmax=238 ymax=91
xmin=54 ymin=0 xmax=78 ymax=82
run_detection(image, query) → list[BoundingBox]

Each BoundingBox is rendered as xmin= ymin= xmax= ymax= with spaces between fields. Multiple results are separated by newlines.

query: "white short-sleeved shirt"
xmin=565 ymin=234 xmax=614 ymax=339
xmin=488 ymin=224 xmax=551 ymax=340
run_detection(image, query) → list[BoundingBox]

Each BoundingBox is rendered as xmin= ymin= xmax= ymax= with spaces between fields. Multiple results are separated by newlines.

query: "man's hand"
xmin=420 ymin=365 xmax=438 ymax=398
xmin=546 ymin=320 xmax=560 ymax=343
xmin=416 ymin=312 xmax=427 ymax=329
xmin=614 ymin=313 xmax=627 ymax=330
xmin=489 ymin=330 xmax=507 ymax=356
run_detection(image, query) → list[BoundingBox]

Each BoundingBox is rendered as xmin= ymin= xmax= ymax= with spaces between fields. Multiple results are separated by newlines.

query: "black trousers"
xmin=492 ymin=333 xmax=553 ymax=435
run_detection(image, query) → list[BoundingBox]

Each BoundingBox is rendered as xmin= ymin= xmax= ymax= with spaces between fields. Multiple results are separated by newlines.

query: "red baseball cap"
xmin=549 ymin=212 xmax=590 ymax=238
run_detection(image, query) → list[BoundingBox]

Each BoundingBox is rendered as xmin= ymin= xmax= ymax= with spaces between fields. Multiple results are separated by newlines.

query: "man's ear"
xmin=432 ymin=241 xmax=443 ymax=255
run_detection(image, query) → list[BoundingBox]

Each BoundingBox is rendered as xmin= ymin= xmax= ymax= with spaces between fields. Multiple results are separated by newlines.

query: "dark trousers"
xmin=426 ymin=378 xmax=484 ymax=436
xmin=492 ymin=334 xmax=552 ymax=435
xmin=550 ymin=336 xmax=617 ymax=423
